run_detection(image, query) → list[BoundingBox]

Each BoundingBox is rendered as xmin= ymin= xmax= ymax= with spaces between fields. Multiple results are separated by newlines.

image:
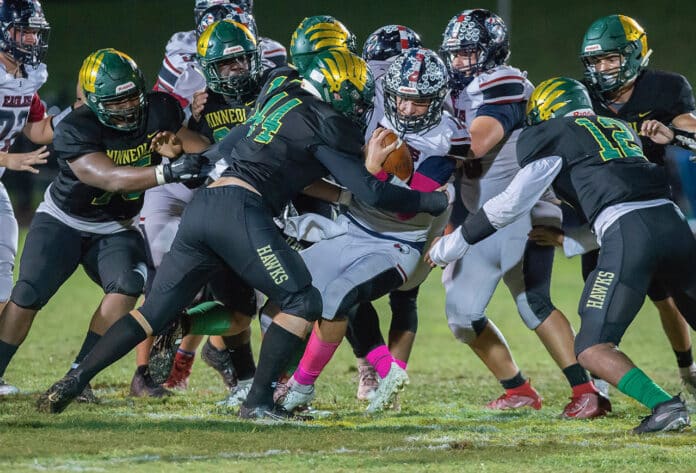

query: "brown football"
xmin=381 ymin=130 xmax=413 ymax=181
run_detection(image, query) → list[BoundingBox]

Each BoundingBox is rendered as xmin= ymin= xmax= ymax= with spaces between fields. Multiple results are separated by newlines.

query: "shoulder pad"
xmin=468 ymin=65 xmax=534 ymax=108
xmin=165 ymin=30 xmax=197 ymax=57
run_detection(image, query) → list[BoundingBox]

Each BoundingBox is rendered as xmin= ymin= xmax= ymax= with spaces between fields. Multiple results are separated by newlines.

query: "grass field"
xmin=1 ymin=242 xmax=696 ymax=472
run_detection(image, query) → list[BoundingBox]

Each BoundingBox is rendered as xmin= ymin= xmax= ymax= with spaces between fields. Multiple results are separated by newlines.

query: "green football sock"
xmin=186 ymin=301 xmax=233 ymax=335
xmin=617 ymin=367 xmax=672 ymax=409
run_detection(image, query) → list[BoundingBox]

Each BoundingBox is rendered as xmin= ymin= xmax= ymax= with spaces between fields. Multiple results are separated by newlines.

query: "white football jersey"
xmin=349 ymin=112 xmax=469 ymax=244
xmin=447 ymin=65 xmax=534 ymax=212
xmin=0 ymin=62 xmax=48 ymax=177
xmin=154 ymin=29 xmax=286 ymax=107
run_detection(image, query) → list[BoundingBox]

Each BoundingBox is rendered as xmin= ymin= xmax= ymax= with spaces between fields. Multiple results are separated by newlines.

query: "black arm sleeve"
xmin=460 ymin=210 xmax=497 ymax=244
xmin=314 ymin=144 xmax=447 ymax=216
xmin=203 ymin=123 xmax=251 ymax=164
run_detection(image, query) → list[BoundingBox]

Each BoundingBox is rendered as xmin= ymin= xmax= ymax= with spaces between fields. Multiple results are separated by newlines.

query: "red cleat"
xmin=561 ymin=392 xmax=612 ymax=419
xmin=163 ymin=351 xmax=194 ymax=390
xmin=486 ymin=381 xmax=542 ymax=410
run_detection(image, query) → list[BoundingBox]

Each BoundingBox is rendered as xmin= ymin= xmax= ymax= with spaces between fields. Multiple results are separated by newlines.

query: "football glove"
xmin=155 ymin=153 xmax=209 ymax=184
xmin=428 ymin=228 xmax=470 ymax=267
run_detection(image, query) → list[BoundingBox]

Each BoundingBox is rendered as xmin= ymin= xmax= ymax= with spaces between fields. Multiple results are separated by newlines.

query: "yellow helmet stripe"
xmin=306 ymin=22 xmax=349 ymax=50
xmin=529 ymin=78 xmax=570 ymax=120
xmin=79 ymin=48 xmax=137 ymax=94
xmin=223 ymin=19 xmax=257 ymax=45
xmin=618 ymin=15 xmax=648 ymax=54
xmin=319 ymin=50 xmax=367 ymax=93
xmin=197 ymin=22 xmax=217 ymax=57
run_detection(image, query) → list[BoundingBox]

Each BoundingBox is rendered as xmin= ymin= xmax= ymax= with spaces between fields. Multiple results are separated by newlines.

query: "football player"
xmin=578 ymin=15 xmax=696 ymax=396
xmin=0 ymin=0 xmax=57 ymax=395
xmin=153 ymin=19 xmax=265 ymax=400
xmin=344 ymin=25 xmax=434 ymax=402
xmin=428 ymin=77 xmax=695 ymax=434
xmin=155 ymin=0 xmax=286 ymax=109
xmin=37 ymin=49 xmax=450 ymax=419
xmin=527 ymin=14 xmax=696 ymax=401
xmin=278 ymin=47 xmax=467 ymax=414
xmin=0 ymin=48 xmax=209 ymax=398
xmin=438 ymin=9 xmax=609 ymax=418
xmin=137 ymin=1 xmax=284 ymax=395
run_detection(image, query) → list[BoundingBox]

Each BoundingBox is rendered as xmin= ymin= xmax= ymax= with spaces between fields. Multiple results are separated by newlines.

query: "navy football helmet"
xmin=383 ymin=48 xmax=449 ymax=134
xmin=440 ymin=9 xmax=509 ymax=88
xmin=0 ymin=0 xmax=50 ymax=66
xmin=362 ymin=25 xmax=422 ymax=62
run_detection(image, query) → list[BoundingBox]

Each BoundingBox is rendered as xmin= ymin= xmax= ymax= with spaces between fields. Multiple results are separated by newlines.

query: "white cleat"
xmin=366 ymin=363 xmax=409 ymax=414
xmin=279 ymin=381 xmax=315 ymax=412
xmin=216 ymin=378 xmax=253 ymax=409
xmin=0 ymin=377 xmax=18 ymax=395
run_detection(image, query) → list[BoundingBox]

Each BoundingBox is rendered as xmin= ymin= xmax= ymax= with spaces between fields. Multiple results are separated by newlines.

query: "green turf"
xmin=1 ymin=249 xmax=695 ymax=472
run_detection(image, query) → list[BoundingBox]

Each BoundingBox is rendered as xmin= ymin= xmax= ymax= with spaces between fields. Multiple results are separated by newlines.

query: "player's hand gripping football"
xmin=150 ymin=131 xmax=183 ymax=158
xmin=364 ymin=127 xmax=400 ymax=175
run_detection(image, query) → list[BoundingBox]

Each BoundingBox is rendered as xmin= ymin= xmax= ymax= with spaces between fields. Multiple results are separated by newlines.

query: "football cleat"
xmin=129 ymin=368 xmax=172 ymax=398
xmin=632 ymin=395 xmax=690 ymax=434
xmin=561 ymin=392 xmax=612 ymax=419
xmin=216 ymin=378 xmax=253 ymax=409
xmin=0 ymin=377 xmax=19 ymax=395
xmin=148 ymin=314 xmax=186 ymax=385
xmin=272 ymin=376 xmax=290 ymax=404
xmin=486 ymin=381 xmax=543 ymax=411
xmin=201 ymin=339 xmax=238 ymax=389
xmin=278 ymin=380 xmax=315 ymax=412
xmin=37 ymin=373 xmax=84 ymax=414
xmin=238 ymin=403 xmax=312 ymax=421
xmin=357 ymin=362 xmax=378 ymax=401
xmin=75 ymin=383 xmax=100 ymax=404
xmin=592 ymin=376 xmax=611 ymax=399
xmin=366 ymin=362 xmax=409 ymax=414
xmin=163 ymin=351 xmax=194 ymax=390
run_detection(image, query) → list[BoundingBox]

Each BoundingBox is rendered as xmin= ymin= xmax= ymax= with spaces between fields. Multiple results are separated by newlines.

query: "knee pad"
xmin=281 ymin=285 xmax=323 ymax=322
xmin=10 ymin=280 xmax=45 ymax=310
xmin=109 ymin=263 xmax=147 ymax=297
xmin=448 ymin=316 xmax=488 ymax=345
xmin=389 ymin=287 xmax=419 ymax=333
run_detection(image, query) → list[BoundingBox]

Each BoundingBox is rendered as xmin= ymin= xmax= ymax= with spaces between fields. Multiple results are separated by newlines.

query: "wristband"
xmin=154 ymin=164 xmax=166 ymax=185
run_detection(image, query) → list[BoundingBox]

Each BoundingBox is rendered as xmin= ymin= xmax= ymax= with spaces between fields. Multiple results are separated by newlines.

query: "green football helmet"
xmin=197 ymin=19 xmax=261 ymax=101
xmin=289 ymin=15 xmax=357 ymax=75
xmin=303 ymin=49 xmax=374 ymax=130
xmin=580 ymin=15 xmax=651 ymax=94
xmin=526 ymin=77 xmax=594 ymax=126
xmin=79 ymin=48 xmax=146 ymax=132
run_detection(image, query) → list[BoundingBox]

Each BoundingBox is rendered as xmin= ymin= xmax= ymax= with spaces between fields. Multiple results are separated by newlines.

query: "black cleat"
xmin=37 ymin=374 xmax=84 ymax=414
xmin=201 ymin=339 xmax=238 ymax=389
xmin=148 ymin=314 xmax=187 ymax=385
xmin=632 ymin=395 xmax=690 ymax=434
xmin=129 ymin=368 xmax=172 ymax=398
xmin=75 ymin=383 xmax=100 ymax=404
xmin=238 ymin=403 xmax=312 ymax=422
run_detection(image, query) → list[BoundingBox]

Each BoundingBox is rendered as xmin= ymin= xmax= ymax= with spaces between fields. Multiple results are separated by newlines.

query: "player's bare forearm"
xmin=68 ymin=152 xmax=158 ymax=194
